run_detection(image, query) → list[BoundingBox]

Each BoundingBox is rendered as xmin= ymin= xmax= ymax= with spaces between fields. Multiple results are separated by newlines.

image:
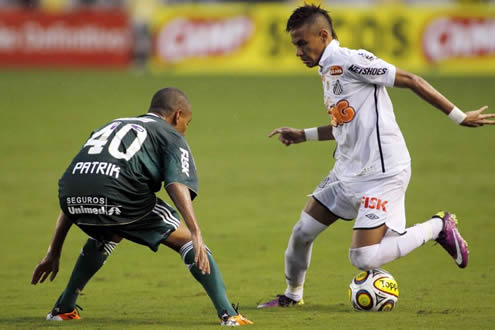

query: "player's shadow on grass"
xmin=249 ymin=302 xmax=352 ymax=313
xmin=1 ymin=316 xmax=212 ymax=328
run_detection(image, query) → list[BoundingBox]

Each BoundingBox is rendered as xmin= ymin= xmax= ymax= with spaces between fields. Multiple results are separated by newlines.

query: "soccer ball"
xmin=348 ymin=269 xmax=399 ymax=312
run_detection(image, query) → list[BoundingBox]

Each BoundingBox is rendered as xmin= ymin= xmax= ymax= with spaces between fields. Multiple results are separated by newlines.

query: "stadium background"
xmin=0 ymin=0 xmax=494 ymax=328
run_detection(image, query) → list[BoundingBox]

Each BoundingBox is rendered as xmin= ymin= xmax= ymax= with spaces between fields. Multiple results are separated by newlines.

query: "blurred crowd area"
xmin=1 ymin=0 xmax=495 ymax=10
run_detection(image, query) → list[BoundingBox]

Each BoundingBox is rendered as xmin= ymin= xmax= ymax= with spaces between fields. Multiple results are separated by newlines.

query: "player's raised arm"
xmin=166 ymin=182 xmax=210 ymax=275
xmin=394 ymin=67 xmax=495 ymax=127
xmin=268 ymin=125 xmax=334 ymax=146
xmin=32 ymin=211 xmax=73 ymax=284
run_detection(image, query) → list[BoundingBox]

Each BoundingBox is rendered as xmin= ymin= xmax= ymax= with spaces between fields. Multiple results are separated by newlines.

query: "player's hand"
xmin=31 ymin=254 xmax=60 ymax=285
xmin=268 ymin=127 xmax=306 ymax=146
xmin=191 ymin=233 xmax=210 ymax=275
xmin=461 ymin=106 xmax=495 ymax=127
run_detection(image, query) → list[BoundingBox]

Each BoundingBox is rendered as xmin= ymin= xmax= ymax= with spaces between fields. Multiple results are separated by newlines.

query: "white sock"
xmin=349 ymin=217 xmax=443 ymax=270
xmin=284 ymin=211 xmax=327 ymax=301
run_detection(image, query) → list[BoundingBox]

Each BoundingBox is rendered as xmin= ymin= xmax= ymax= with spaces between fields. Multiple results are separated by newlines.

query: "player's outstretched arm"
xmin=394 ymin=67 xmax=495 ymax=127
xmin=166 ymin=183 xmax=210 ymax=275
xmin=31 ymin=211 xmax=72 ymax=285
xmin=268 ymin=125 xmax=334 ymax=146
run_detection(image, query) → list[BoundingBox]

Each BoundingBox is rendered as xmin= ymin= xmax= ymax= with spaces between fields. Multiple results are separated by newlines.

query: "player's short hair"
xmin=286 ymin=4 xmax=337 ymax=39
xmin=148 ymin=87 xmax=190 ymax=117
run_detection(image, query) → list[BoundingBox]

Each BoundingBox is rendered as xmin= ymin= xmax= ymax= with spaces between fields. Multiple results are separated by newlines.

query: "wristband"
xmin=448 ymin=106 xmax=467 ymax=125
xmin=304 ymin=127 xmax=319 ymax=141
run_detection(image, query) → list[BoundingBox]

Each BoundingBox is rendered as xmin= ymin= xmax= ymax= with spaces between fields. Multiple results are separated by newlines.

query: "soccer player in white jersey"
xmin=258 ymin=4 xmax=495 ymax=308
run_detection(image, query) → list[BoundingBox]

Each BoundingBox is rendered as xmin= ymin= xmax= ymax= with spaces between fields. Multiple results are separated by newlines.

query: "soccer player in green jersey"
xmin=31 ymin=87 xmax=253 ymax=327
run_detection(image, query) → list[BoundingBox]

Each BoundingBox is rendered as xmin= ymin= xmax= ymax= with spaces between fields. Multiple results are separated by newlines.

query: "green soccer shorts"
xmin=73 ymin=198 xmax=180 ymax=252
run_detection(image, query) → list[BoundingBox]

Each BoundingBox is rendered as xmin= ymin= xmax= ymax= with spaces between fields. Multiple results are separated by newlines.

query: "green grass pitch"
xmin=0 ymin=71 xmax=494 ymax=329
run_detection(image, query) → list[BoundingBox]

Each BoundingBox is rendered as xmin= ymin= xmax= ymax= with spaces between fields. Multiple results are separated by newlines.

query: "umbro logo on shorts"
xmin=361 ymin=196 xmax=388 ymax=212
xmin=365 ymin=213 xmax=380 ymax=220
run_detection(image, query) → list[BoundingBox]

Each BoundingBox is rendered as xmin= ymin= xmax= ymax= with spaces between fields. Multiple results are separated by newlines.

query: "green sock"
xmin=54 ymin=238 xmax=115 ymax=313
xmin=181 ymin=243 xmax=237 ymax=318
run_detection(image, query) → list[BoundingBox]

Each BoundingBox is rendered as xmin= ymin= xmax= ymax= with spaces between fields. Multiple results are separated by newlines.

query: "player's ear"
xmin=319 ymin=29 xmax=329 ymax=42
xmin=172 ymin=110 xmax=182 ymax=125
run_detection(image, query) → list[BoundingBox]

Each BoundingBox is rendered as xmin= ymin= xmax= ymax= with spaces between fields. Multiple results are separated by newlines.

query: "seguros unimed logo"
xmin=66 ymin=196 xmax=122 ymax=216
xmin=156 ymin=16 xmax=254 ymax=63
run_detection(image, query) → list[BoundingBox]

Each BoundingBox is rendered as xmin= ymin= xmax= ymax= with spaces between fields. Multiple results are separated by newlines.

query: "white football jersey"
xmin=319 ymin=40 xmax=410 ymax=179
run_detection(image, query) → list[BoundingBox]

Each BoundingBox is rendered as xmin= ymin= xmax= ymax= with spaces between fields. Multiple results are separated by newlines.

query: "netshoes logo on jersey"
xmin=66 ymin=196 xmax=122 ymax=216
xmin=348 ymin=65 xmax=388 ymax=76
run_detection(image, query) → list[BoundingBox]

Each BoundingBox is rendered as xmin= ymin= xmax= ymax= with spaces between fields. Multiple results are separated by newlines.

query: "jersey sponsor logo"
xmin=329 ymin=99 xmax=355 ymax=127
xmin=66 ymin=196 xmax=105 ymax=205
xmin=348 ymin=64 xmax=387 ymax=75
xmin=72 ymin=161 xmax=120 ymax=179
xmin=179 ymin=147 xmax=190 ymax=177
xmin=330 ymin=65 xmax=343 ymax=75
xmin=65 ymin=196 xmax=122 ymax=216
xmin=361 ymin=196 xmax=388 ymax=212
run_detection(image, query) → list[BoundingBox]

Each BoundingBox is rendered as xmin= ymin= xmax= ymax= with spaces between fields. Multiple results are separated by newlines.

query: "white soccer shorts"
xmin=311 ymin=166 xmax=411 ymax=234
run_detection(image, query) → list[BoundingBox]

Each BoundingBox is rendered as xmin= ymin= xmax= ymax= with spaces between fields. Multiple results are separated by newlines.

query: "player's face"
xmin=290 ymin=24 xmax=328 ymax=68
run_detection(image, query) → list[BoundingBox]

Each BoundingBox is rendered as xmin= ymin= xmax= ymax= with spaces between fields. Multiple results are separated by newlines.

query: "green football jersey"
xmin=59 ymin=113 xmax=198 ymax=226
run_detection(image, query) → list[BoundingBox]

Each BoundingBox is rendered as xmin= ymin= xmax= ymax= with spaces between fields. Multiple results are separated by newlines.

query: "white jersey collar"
xmin=146 ymin=112 xmax=161 ymax=118
xmin=318 ymin=39 xmax=340 ymax=69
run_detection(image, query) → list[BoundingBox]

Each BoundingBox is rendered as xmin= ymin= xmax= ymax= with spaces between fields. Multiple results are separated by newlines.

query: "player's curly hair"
xmin=286 ymin=4 xmax=337 ymax=40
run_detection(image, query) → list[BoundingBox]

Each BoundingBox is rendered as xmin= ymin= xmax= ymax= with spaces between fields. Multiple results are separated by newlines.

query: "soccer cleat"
xmin=220 ymin=314 xmax=254 ymax=326
xmin=220 ymin=304 xmax=253 ymax=326
xmin=256 ymin=294 xmax=304 ymax=308
xmin=46 ymin=305 xmax=82 ymax=321
xmin=434 ymin=211 xmax=469 ymax=268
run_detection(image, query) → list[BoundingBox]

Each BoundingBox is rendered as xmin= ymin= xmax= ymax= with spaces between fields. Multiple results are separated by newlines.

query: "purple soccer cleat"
xmin=257 ymin=295 xmax=304 ymax=309
xmin=434 ymin=212 xmax=469 ymax=268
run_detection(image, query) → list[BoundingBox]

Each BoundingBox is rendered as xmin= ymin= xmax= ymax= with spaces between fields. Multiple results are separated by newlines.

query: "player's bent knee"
xmin=86 ymin=238 xmax=119 ymax=257
xmin=349 ymin=245 xmax=382 ymax=270
xmin=291 ymin=221 xmax=313 ymax=244
xmin=291 ymin=211 xmax=327 ymax=244
xmin=108 ymin=233 xmax=123 ymax=243
xmin=163 ymin=224 xmax=192 ymax=251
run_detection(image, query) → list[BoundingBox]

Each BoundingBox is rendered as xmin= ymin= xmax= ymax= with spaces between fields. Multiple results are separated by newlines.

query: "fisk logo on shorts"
xmin=361 ymin=196 xmax=388 ymax=212
xmin=328 ymin=100 xmax=355 ymax=127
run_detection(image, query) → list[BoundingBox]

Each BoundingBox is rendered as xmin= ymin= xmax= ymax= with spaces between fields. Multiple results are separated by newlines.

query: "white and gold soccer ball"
xmin=348 ymin=269 xmax=399 ymax=312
